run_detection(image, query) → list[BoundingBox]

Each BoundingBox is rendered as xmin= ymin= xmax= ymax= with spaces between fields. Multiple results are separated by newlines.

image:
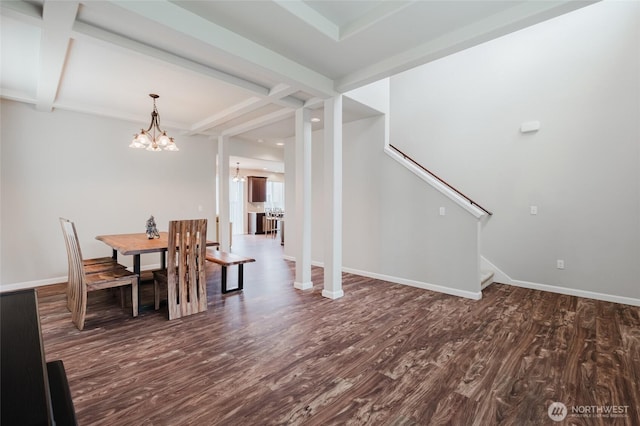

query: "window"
xmin=266 ymin=181 xmax=284 ymax=211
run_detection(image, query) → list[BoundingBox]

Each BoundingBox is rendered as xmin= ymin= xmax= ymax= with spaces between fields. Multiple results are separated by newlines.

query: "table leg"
xmin=221 ymin=266 xmax=228 ymax=293
xmin=133 ymin=254 xmax=142 ymax=311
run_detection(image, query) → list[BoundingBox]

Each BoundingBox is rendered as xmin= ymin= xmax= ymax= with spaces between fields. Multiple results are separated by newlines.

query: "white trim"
xmin=286 ymin=256 xmax=481 ymax=299
xmin=384 ymin=145 xmax=487 ymax=219
xmin=480 ymin=256 xmax=513 ymax=285
xmin=322 ymin=289 xmax=344 ymax=299
xmin=294 ymin=281 xmax=313 ymax=290
xmin=509 ymin=279 xmax=640 ymax=307
xmin=0 ymin=264 xmax=163 ymax=293
xmin=343 ymin=267 xmax=482 ymax=300
xmin=0 ymin=276 xmax=66 ymax=292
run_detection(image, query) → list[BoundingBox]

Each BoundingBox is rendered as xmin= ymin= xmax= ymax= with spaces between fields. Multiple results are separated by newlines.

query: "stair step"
xmin=480 ymin=270 xmax=494 ymax=290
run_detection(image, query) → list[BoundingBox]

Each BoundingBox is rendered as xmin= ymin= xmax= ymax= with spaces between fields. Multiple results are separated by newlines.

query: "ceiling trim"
xmin=36 ymin=1 xmax=79 ymax=112
xmin=274 ymin=0 xmax=414 ymax=42
xmin=221 ymin=108 xmax=294 ymax=137
xmin=188 ymin=97 xmax=264 ymax=136
xmin=0 ymin=0 xmax=41 ymax=25
xmin=335 ymin=0 xmax=599 ymax=92
xmin=273 ymin=0 xmax=340 ymax=41
xmin=109 ymin=0 xmax=337 ymax=98
xmin=187 ymin=84 xmax=302 ymax=135
xmin=72 ymin=21 xmax=271 ymax=98
xmin=340 ymin=1 xmax=414 ymax=41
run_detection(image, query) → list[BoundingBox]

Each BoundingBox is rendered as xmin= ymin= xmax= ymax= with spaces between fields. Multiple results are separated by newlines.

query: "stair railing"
xmin=389 ymin=144 xmax=493 ymax=216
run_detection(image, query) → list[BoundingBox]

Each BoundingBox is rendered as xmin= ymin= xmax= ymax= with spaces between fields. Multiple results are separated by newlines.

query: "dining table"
xmin=96 ymin=232 xmax=219 ymax=275
xmin=96 ymin=232 xmax=219 ymax=307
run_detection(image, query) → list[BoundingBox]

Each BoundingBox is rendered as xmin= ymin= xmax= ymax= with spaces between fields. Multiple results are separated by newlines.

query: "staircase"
xmin=481 ymin=270 xmax=494 ymax=290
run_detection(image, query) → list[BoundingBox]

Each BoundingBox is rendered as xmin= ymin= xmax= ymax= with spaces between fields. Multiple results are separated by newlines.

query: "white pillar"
xmin=294 ymin=108 xmax=313 ymax=290
xmin=217 ymin=135 xmax=231 ymax=251
xmin=322 ymin=95 xmax=344 ymax=299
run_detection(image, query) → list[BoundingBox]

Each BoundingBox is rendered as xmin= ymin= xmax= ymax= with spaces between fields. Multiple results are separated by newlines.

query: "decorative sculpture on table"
xmin=146 ymin=215 xmax=160 ymax=239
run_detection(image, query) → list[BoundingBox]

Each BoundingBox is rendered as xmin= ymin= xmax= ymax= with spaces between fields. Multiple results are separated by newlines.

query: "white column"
xmin=322 ymin=96 xmax=344 ymax=299
xmin=294 ymin=108 xmax=313 ymax=290
xmin=217 ymin=135 xmax=231 ymax=251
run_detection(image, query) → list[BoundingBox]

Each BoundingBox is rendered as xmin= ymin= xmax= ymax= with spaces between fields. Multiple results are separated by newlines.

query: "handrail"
xmin=389 ymin=144 xmax=493 ymax=216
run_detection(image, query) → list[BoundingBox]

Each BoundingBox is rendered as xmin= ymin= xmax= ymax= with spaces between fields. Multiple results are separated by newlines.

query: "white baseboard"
xmin=480 ymin=256 xmax=512 ymax=285
xmin=294 ymin=281 xmax=313 ymax=290
xmin=480 ymin=256 xmax=639 ymax=307
xmin=510 ymin=279 xmax=640 ymax=307
xmin=0 ymin=264 xmax=164 ymax=294
xmin=343 ymin=267 xmax=482 ymax=300
xmin=285 ymin=255 xmax=481 ymax=300
xmin=322 ymin=289 xmax=344 ymax=299
xmin=0 ymin=276 xmax=67 ymax=293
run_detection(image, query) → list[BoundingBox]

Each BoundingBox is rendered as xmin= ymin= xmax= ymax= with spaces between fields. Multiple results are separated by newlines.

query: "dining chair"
xmin=59 ymin=218 xmax=138 ymax=330
xmin=59 ymin=218 xmax=129 ymax=311
xmin=153 ymin=219 xmax=208 ymax=320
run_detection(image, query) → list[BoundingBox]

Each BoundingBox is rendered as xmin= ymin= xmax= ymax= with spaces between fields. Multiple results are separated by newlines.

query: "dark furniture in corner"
xmin=247 ymin=176 xmax=267 ymax=202
xmin=248 ymin=212 xmax=266 ymax=235
xmin=0 ymin=289 xmax=77 ymax=426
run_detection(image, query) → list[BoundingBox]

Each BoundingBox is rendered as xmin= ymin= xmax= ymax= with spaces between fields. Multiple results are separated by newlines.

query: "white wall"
xmin=390 ymin=1 xmax=640 ymax=301
xmin=1 ymin=100 xmax=217 ymax=287
xmin=285 ymin=115 xmax=481 ymax=297
xmin=343 ymin=116 xmax=480 ymax=296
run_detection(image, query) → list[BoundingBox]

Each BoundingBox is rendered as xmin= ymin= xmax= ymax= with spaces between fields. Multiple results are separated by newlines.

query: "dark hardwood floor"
xmin=36 ymin=235 xmax=640 ymax=425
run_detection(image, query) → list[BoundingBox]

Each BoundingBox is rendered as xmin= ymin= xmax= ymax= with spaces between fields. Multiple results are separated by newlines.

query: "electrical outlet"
xmin=530 ymin=206 xmax=538 ymax=215
xmin=557 ymin=259 xmax=565 ymax=269
xmin=439 ymin=207 xmax=446 ymax=216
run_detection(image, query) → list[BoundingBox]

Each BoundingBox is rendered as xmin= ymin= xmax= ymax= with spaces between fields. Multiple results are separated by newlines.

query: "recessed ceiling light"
xmin=310 ymin=117 xmax=321 ymax=123
xmin=258 ymin=139 xmax=264 ymax=143
xmin=276 ymin=142 xmax=284 ymax=146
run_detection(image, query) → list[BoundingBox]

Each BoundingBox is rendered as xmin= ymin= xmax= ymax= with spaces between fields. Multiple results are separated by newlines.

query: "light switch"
xmin=530 ymin=206 xmax=538 ymax=215
xmin=439 ymin=207 xmax=446 ymax=216
xmin=520 ymin=121 xmax=541 ymax=133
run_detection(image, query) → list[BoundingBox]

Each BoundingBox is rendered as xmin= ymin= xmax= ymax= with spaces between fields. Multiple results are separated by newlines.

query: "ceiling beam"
xmin=187 ymin=84 xmax=303 ymax=135
xmin=221 ymin=108 xmax=294 ymax=137
xmin=72 ymin=21 xmax=272 ymax=99
xmin=336 ymin=0 xmax=599 ymax=92
xmin=0 ymin=0 xmax=42 ymax=25
xmin=109 ymin=0 xmax=336 ymax=98
xmin=72 ymin=20 xmax=307 ymax=113
xmin=341 ymin=1 xmax=414 ymax=40
xmin=188 ymin=97 xmax=264 ymax=135
xmin=273 ymin=0 xmax=339 ymax=41
xmin=36 ymin=1 xmax=79 ymax=112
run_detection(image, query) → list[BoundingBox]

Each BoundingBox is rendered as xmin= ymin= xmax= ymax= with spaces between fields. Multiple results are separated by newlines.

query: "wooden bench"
xmin=205 ymin=250 xmax=255 ymax=293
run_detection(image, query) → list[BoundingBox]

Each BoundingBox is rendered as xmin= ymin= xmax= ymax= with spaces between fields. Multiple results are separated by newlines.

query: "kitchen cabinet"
xmin=248 ymin=212 xmax=266 ymax=235
xmin=248 ymin=176 xmax=267 ymax=202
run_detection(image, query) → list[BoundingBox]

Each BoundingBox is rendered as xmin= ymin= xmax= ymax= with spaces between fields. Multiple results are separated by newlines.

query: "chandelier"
xmin=129 ymin=94 xmax=179 ymax=152
xmin=232 ymin=162 xmax=245 ymax=182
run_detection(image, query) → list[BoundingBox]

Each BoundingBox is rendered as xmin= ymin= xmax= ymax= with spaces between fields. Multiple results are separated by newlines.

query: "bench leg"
xmin=221 ymin=266 xmax=228 ymax=293
xmin=221 ymin=264 xmax=244 ymax=294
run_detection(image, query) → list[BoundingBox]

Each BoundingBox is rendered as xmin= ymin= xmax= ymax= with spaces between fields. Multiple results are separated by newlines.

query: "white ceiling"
xmin=1 ymin=0 xmax=596 ymax=157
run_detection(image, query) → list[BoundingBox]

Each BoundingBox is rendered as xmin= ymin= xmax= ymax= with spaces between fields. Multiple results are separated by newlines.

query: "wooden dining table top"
xmin=96 ymin=232 xmax=218 ymax=255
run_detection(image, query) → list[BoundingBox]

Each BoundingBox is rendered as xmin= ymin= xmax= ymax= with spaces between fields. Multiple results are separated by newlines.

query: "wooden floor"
xmin=37 ymin=235 xmax=639 ymax=425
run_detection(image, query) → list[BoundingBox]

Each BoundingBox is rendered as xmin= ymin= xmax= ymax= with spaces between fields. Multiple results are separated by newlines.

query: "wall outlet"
xmin=557 ymin=259 xmax=565 ymax=269
xmin=439 ymin=207 xmax=446 ymax=216
xmin=530 ymin=206 xmax=538 ymax=215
